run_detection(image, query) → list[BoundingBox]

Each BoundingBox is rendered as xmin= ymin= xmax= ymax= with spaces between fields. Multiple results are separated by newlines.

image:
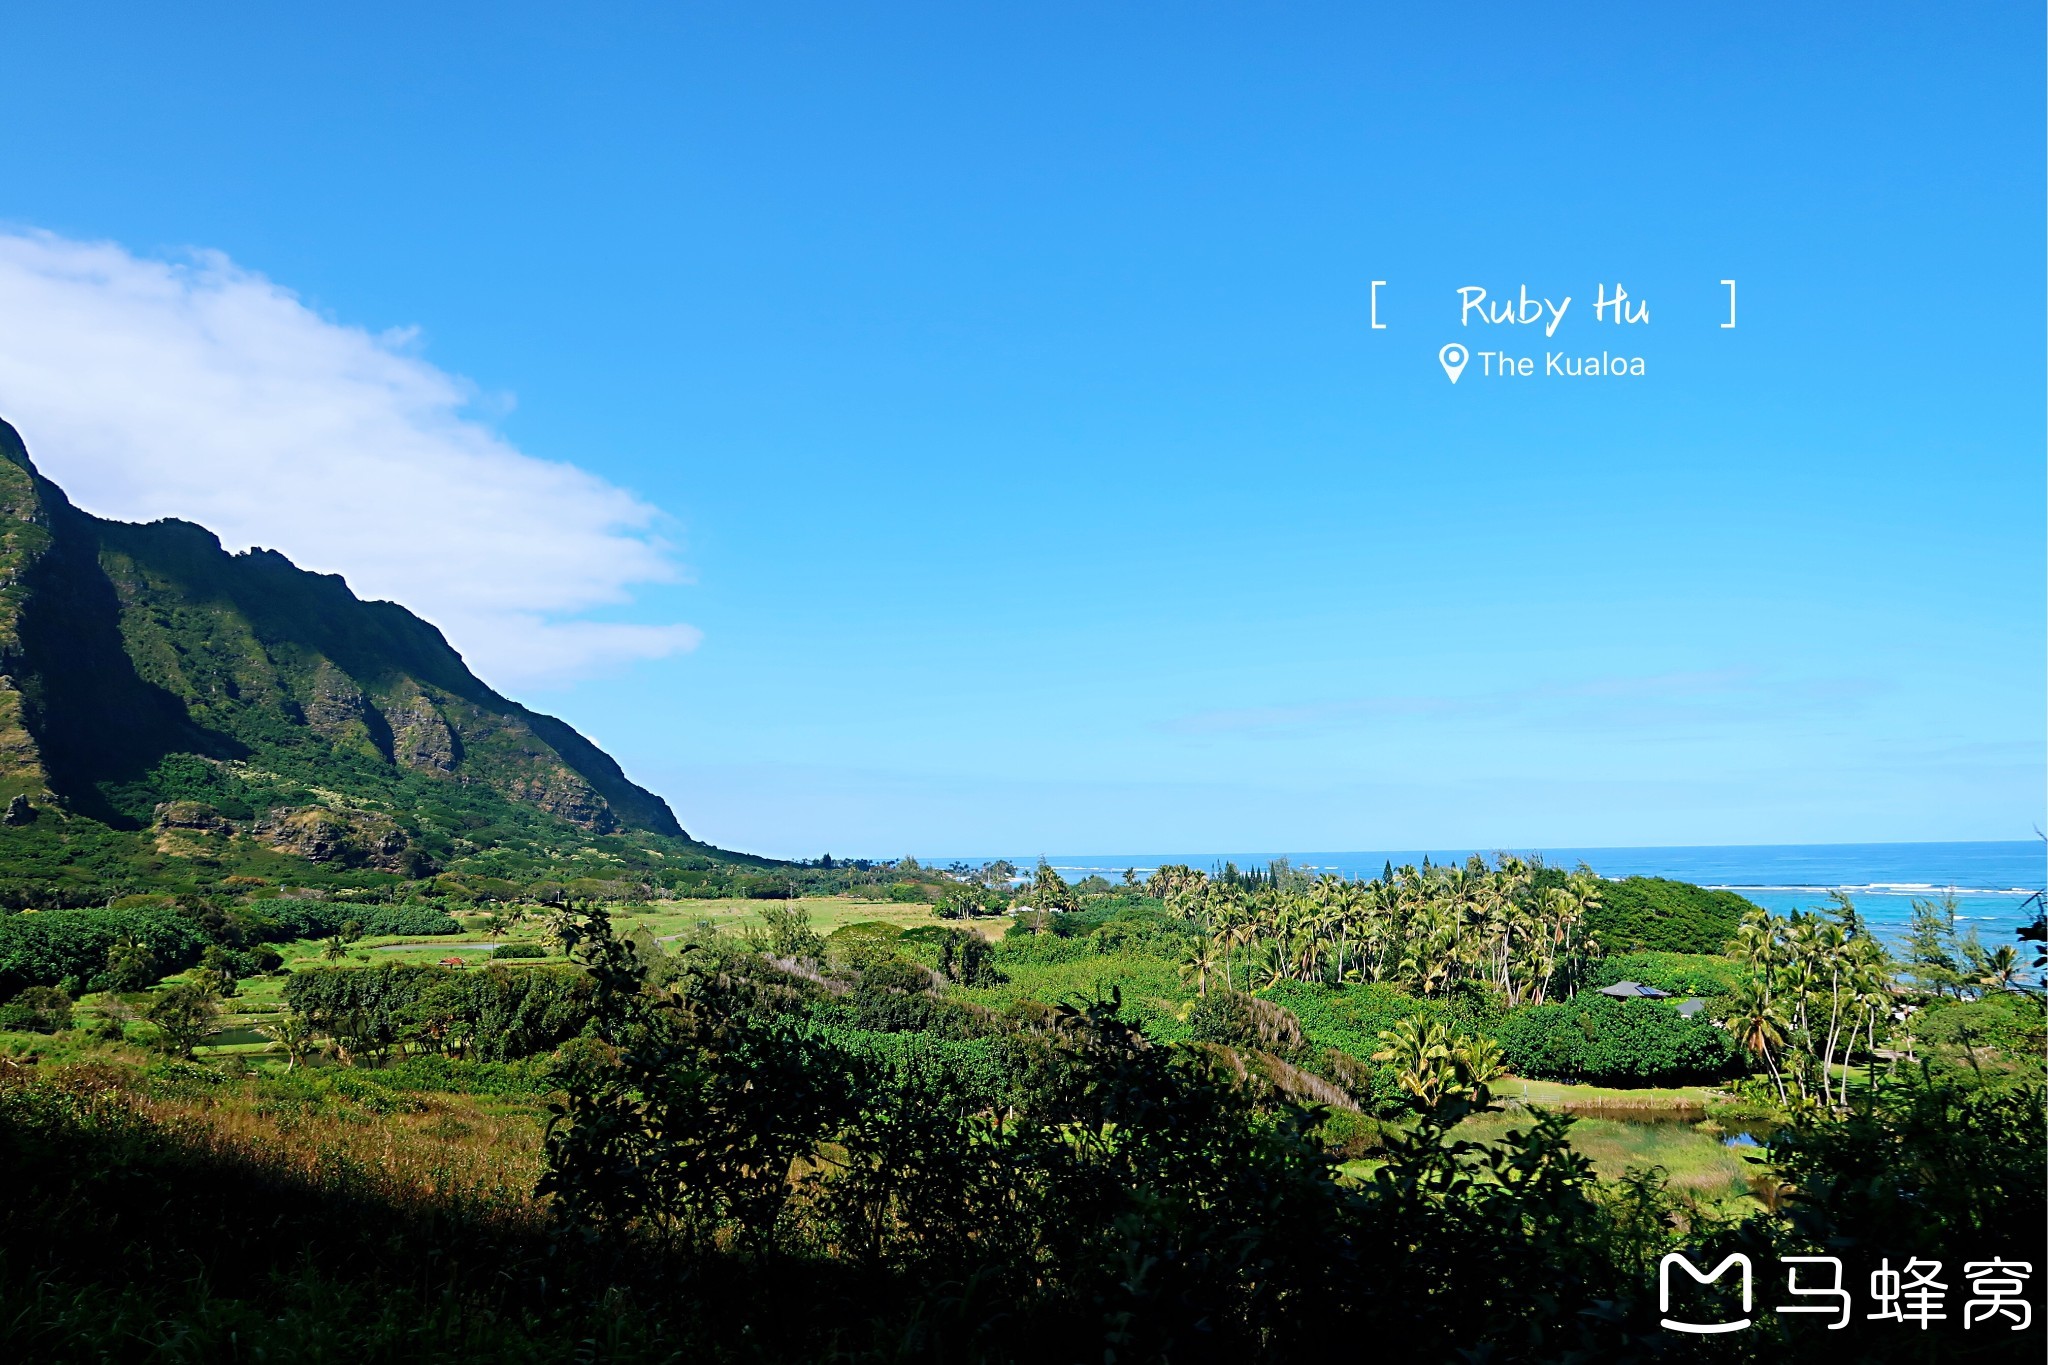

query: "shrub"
xmin=375 ymin=1053 xmax=556 ymax=1097
xmin=992 ymin=932 xmax=1096 ymax=966
xmin=1909 ymin=994 xmax=2048 ymax=1088
xmin=825 ymin=921 xmax=904 ymax=968
xmin=1188 ymin=991 xmax=1306 ymax=1055
xmin=804 ymin=1019 xmax=1011 ymax=1109
xmin=758 ymin=904 xmax=825 ymax=958
xmin=0 ymin=985 xmax=72 ymax=1033
xmin=1494 ymin=995 xmax=1738 ymax=1085
xmin=1262 ymin=981 xmax=1494 ymax=1062
xmin=283 ymin=963 xmax=593 ymax=1063
xmin=1240 ymin=984 xmax=1506 ymax=1111
xmin=491 ymin=942 xmax=549 ymax=959
xmin=901 ymin=926 xmax=1004 ymax=986
xmin=1584 ymin=878 xmax=1754 ymax=954
xmin=848 ymin=954 xmax=946 ymax=1033
xmin=1313 ymin=1105 xmax=1383 ymax=1158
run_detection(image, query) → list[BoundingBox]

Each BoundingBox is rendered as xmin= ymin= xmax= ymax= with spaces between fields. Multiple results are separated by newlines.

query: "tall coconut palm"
xmin=1358 ymin=880 xmax=1397 ymax=982
xmin=1728 ymin=979 xmax=1789 ymax=1105
xmin=1813 ymin=920 xmax=1850 ymax=1107
xmin=1222 ymin=906 xmax=1258 ymax=994
xmin=1179 ymin=937 xmax=1219 ymax=999
xmin=1732 ymin=908 xmax=1779 ymax=981
xmin=1975 ymin=943 xmax=2026 ymax=995
xmin=1846 ymin=945 xmax=1893 ymax=1076
xmin=1307 ymin=876 xmax=1350 ymax=984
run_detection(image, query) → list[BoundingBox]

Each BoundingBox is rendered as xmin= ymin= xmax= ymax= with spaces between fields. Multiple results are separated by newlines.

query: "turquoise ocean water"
xmin=973 ymin=842 xmax=2043 ymax=949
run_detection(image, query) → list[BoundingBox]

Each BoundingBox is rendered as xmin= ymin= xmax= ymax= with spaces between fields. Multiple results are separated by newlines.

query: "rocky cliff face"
xmin=0 ymin=417 xmax=687 ymax=841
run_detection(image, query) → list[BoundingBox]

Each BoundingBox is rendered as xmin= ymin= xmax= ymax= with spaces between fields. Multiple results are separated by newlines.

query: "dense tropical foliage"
xmin=3 ymin=892 xmax=2037 ymax=1363
xmin=3 ymin=848 xmax=2041 ymax=1362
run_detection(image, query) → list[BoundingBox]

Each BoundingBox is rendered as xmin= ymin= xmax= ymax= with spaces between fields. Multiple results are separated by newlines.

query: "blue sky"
xmin=0 ymin=4 xmax=2041 ymax=857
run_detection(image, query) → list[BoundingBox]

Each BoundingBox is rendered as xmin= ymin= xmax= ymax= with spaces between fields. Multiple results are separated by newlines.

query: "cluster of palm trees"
xmin=1724 ymin=895 xmax=2039 ymax=1112
xmin=1723 ymin=903 xmax=1894 ymax=1111
xmin=1151 ymin=856 xmax=1605 ymax=1007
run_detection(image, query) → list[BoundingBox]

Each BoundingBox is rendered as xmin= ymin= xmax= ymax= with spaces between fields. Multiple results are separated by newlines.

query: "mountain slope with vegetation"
xmin=0 ymin=415 xmax=774 ymax=908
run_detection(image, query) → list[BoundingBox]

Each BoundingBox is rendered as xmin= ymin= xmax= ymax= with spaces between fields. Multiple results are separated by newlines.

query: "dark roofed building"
xmin=1596 ymin=980 xmax=1671 ymax=999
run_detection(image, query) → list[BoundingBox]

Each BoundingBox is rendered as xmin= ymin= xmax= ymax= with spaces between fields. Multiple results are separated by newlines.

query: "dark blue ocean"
xmin=974 ymin=842 xmax=2043 ymax=948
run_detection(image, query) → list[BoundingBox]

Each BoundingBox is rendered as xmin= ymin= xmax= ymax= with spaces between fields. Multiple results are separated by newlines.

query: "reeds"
xmin=3 ymin=1053 xmax=547 ymax=1230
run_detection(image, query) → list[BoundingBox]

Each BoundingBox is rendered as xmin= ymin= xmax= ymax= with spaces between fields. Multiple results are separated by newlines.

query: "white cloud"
xmin=0 ymin=227 xmax=700 ymax=689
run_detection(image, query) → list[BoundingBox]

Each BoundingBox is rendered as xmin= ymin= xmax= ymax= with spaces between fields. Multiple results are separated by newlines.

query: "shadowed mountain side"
xmin=0 ymin=416 xmax=684 ymax=840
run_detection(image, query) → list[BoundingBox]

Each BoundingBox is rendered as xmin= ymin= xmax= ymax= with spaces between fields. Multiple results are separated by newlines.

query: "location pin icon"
xmin=1439 ymin=342 xmax=1468 ymax=384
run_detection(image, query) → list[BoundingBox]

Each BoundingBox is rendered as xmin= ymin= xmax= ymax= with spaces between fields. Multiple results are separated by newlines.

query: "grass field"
xmin=1496 ymin=1075 xmax=1715 ymax=1111
xmin=153 ymin=896 xmax=977 ymax=1051
xmin=14 ymin=894 xmax=1782 ymax=1210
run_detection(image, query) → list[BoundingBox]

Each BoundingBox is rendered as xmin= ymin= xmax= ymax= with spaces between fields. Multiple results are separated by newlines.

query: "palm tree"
xmin=1732 ymin=908 xmax=1778 ymax=980
xmin=1813 ymin=920 xmax=1849 ymax=1107
xmin=1453 ymin=1033 xmax=1507 ymax=1091
xmin=1372 ymin=1016 xmax=1457 ymax=1109
xmin=1833 ymin=935 xmax=1889 ymax=1090
xmin=1253 ymin=933 xmax=1289 ymax=990
xmin=1308 ymin=876 xmax=1349 ymax=984
xmin=1359 ymin=879 xmax=1397 ymax=981
xmin=1555 ymin=868 xmax=1604 ymax=998
xmin=1777 ymin=914 xmax=1824 ymax=1100
xmin=1975 ymin=943 xmax=2025 ymax=995
xmin=1728 ymin=979 xmax=1789 ymax=1105
xmin=1162 ymin=868 xmax=1210 ymax=927
xmin=1214 ymin=892 xmax=1253 ymax=992
xmin=267 ymin=1010 xmax=317 ymax=1072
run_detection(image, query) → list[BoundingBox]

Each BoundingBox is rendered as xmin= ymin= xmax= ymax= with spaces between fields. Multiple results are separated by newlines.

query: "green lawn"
xmin=610 ymin=895 xmax=987 ymax=941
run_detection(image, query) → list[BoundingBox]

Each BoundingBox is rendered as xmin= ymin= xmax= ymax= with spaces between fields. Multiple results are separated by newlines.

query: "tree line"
xmin=1726 ymin=894 xmax=2038 ymax=1112
xmin=1135 ymin=855 xmax=1604 ymax=1007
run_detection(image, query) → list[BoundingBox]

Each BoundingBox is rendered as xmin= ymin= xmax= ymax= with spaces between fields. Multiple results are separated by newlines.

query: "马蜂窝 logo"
xmin=1658 ymin=1254 xmax=2033 ymax=1335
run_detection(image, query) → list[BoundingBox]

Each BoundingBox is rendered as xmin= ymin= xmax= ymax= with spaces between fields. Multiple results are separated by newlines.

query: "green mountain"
xmin=0 ymin=416 xmax=757 ymax=905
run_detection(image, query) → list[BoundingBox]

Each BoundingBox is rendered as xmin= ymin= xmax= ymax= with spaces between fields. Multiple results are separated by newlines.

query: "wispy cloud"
xmin=0 ymin=227 xmax=700 ymax=689
xmin=1167 ymin=670 xmax=1879 ymax=736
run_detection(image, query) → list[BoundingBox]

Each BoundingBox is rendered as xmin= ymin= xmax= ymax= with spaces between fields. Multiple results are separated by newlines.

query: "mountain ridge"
xmin=0 ymin=415 xmax=711 ymax=885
